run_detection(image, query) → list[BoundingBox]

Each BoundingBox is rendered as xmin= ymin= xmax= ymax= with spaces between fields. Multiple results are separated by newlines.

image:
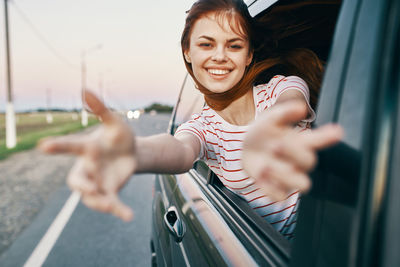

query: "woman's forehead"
xmin=191 ymin=12 xmax=248 ymax=40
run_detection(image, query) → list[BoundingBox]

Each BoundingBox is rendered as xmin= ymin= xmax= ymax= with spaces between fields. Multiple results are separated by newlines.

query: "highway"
xmin=0 ymin=113 xmax=171 ymax=267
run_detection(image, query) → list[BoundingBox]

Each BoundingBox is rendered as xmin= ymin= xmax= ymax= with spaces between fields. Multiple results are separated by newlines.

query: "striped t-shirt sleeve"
xmin=269 ymin=75 xmax=316 ymax=122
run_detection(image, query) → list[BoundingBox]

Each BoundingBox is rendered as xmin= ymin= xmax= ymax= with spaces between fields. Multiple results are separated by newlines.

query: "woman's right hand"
xmin=242 ymin=101 xmax=343 ymax=201
xmin=38 ymin=91 xmax=136 ymax=221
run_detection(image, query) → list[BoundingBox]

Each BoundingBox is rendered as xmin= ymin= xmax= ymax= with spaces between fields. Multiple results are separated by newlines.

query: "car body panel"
xmin=154 ymin=171 xmax=259 ymax=266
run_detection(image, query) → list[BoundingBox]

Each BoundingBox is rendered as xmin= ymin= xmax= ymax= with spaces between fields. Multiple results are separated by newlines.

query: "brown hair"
xmin=181 ymin=0 xmax=341 ymax=110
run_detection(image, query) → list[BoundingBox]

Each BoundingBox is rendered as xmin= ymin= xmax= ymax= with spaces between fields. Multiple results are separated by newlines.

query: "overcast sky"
xmin=0 ymin=0 xmax=195 ymax=111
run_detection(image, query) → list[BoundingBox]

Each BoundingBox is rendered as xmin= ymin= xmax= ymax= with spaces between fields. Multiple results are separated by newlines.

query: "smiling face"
xmin=184 ymin=13 xmax=253 ymax=94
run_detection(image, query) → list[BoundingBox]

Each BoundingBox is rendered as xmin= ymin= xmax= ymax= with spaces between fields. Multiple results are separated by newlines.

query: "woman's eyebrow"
xmin=198 ymin=35 xmax=215 ymax=41
xmin=227 ymin=38 xmax=244 ymax=43
xmin=198 ymin=36 xmax=244 ymax=43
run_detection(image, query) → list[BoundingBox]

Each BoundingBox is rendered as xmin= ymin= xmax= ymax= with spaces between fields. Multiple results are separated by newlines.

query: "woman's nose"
xmin=211 ymin=46 xmax=227 ymax=62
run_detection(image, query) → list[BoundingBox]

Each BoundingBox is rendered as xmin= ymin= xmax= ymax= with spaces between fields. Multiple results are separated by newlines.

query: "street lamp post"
xmin=4 ymin=0 xmax=16 ymax=149
xmin=81 ymin=50 xmax=88 ymax=126
xmin=81 ymin=44 xmax=102 ymax=126
xmin=46 ymin=88 xmax=53 ymax=123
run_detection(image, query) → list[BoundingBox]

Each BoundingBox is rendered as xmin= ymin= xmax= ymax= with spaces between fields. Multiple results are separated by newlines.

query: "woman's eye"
xmin=230 ymin=44 xmax=243 ymax=49
xmin=199 ymin=43 xmax=212 ymax=48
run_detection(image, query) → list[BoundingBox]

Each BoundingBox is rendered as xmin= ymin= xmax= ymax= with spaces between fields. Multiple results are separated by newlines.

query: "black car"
xmin=151 ymin=0 xmax=400 ymax=266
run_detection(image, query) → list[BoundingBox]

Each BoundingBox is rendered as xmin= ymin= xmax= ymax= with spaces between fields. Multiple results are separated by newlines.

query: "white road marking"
xmin=23 ymin=191 xmax=81 ymax=267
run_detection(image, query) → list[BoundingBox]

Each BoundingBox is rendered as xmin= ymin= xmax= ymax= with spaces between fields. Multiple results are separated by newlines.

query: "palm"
xmin=87 ymin=122 xmax=136 ymax=191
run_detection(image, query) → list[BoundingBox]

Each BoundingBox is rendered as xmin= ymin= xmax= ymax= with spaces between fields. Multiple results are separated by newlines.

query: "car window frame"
xmin=354 ymin=0 xmax=400 ymax=265
xmin=207 ymin=172 xmax=292 ymax=258
xmin=381 ymin=51 xmax=400 ymax=266
xmin=188 ymin=169 xmax=291 ymax=266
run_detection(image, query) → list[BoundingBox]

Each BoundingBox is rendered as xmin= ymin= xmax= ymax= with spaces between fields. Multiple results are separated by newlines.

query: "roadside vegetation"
xmin=0 ymin=112 xmax=99 ymax=160
xmin=144 ymin=103 xmax=173 ymax=113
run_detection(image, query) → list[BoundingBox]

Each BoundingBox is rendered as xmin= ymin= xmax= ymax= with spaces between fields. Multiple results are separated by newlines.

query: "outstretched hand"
xmin=242 ymin=101 xmax=343 ymax=201
xmin=38 ymin=91 xmax=136 ymax=221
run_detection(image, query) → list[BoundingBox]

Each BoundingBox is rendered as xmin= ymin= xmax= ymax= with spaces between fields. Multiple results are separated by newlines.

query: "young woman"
xmin=39 ymin=0 xmax=342 ymax=239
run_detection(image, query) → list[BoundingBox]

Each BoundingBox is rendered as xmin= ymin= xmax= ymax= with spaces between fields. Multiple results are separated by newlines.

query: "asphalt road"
xmin=0 ymin=113 xmax=171 ymax=267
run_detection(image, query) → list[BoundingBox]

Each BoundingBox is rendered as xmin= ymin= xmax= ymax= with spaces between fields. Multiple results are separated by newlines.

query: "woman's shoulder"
xmin=254 ymin=75 xmax=308 ymax=97
xmin=183 ymin=106 xmax=220 ymax=126
xmin=253 ymin=75 xmax=312 ymax=112
xmin=253 ymin=75 xmax=284 ymax=97
xmin=175 ymin=107 xmax=222 ymax=141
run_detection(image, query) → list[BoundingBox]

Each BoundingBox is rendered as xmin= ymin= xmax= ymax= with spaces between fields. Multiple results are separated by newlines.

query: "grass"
xmin=0 ymin=112 xmax=99 ymax=160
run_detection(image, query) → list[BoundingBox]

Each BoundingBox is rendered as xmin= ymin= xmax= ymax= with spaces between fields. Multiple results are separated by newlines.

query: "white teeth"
xmin=208 ymin=69 xmax=230 ymax=75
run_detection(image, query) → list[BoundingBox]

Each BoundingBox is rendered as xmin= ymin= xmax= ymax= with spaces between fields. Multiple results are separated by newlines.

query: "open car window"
xmin=169 ymin=74 xmax=204 ymax=135
xmin=202 ymin=0 xmax=344 ymax=248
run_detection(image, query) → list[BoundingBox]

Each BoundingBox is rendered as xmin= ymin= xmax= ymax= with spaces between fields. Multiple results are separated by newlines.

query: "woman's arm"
xmin=136 ymin=133 xmax=200 ymax=174
xmin=275 ymin=89 xmax=314 ymax=121
xmin=275 ymin=89 xmax=305 ymax=104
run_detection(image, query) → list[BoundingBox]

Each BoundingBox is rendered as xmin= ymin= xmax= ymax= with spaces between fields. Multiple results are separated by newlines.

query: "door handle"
xmin=163 ymin=206 xmax=186 ymax=243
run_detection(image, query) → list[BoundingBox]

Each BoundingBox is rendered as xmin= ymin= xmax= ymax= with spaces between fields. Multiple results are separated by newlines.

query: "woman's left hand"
xmin=241 ymin=101 xmax=343 ymax=200
xmin=38 ymin=91 xmax=137 ymax=221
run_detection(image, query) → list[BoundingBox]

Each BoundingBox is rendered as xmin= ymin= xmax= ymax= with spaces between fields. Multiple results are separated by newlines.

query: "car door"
xmin=290 ymin=0 xmax=400 ymax=266
xmin=153 ymin=75 xmax=261 ymax=266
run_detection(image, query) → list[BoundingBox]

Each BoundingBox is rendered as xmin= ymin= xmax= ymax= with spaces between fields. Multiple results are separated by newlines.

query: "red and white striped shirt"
xmin=175 ymin=75 xmax=315 ymax=239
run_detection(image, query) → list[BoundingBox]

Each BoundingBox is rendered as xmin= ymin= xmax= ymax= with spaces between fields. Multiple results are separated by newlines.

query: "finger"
xmin=266 ymin=100 xmax=308 ymax=127
xmin=109 ymin=195 xmax=134 ymax=222
xmin=67 ymin=161 xmax=98 ymax=194
xmin=81 ymin=146 xmax=103 ymax=178
xmin=101 ymin=157 xmax=137 ymax=192
xmin=81 ymin=193 xmax=113 ymax=213
xmin=81 ymin=194 xmax=134 ymax=222
xmin=256 ymin=176 xmax=288 ymax=201
xmin=37 ymin=136 xmax=86 ymax=155
xmin=244 ymin=148 xmax=311 ymax=192
xmin=269 ymin=139 xmax=317 ymax=171
xmin=241 ymin=150 xmax=271 ymax=180
xmin=302 ymin=124 xmax=343 ymax=150
xmin=84 ymin=90 xmax=117 ymax=125
xmin=269 ymin=170 xmax=311 ymax=194
xmin=256 ymin=159 xmax=312 ymax=194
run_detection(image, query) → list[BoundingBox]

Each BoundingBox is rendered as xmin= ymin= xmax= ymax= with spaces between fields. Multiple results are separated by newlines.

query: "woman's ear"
xmin=184 ymin=51 xmax=191 ymax=63
xmin=246 ymin=50 xmax=254 ymax=66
